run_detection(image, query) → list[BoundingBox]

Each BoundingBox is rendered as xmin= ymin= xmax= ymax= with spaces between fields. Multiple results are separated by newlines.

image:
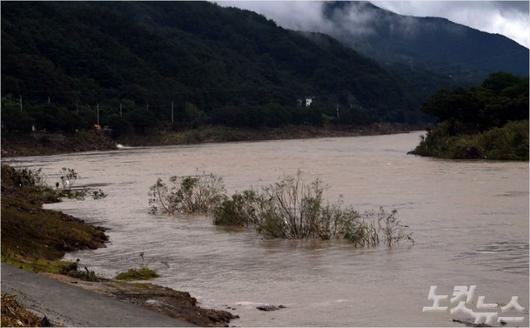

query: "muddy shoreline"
xmin=2 ymin=123 xmax=425 ymax=158
xmin=0 ymin=164 xmax=236 ymax=326
xmin=45 ymin=273 xmax=237 ymax=326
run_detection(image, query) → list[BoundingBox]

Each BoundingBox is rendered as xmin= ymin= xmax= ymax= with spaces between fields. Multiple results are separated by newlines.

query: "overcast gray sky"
xmin=221 ymin=1 xmax=529 ymax=47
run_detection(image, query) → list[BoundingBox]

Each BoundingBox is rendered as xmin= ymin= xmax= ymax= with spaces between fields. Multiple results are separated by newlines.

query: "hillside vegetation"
xmin=412 ymin=73 xmax=529 ymax=160
xmin=2 ymin=1 xmax=418 ymax=139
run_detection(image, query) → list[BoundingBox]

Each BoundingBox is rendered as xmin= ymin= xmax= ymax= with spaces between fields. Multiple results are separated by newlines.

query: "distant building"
xmin=297 ymin=96 xmax=315 ymax=108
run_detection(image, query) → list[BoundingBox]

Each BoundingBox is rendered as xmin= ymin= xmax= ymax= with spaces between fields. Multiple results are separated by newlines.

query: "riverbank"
xmin=411 ymin=120 xmax=529 ymax=161
xmin=118 ymin=123 xmax=423 ymax=147
xmin=0 ymin=165 xmax=236 ymax=326
xmin=1 ymin=165 xmax=108 ymax=272
xmin=410 ymin=73 xmax=528 ymax=161
xmin=1 ymin=130 xmax=116 ymax=157
xmin=2 ymin=123 xmax=424 ymax=157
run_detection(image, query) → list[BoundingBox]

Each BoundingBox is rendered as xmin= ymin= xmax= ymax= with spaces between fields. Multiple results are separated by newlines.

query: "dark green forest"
xmin=412 ymin=73 xmax=529 ymax=160
xmin=1 ymin=1 xmax=421 ymax=136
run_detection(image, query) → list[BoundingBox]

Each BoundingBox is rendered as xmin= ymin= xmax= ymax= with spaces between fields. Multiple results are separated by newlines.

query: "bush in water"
xmin=213 ymin=171 xmax=414 ymax=247
xmin=59 ymin=167 xmax=79 ymax=189
xmin=213 ymin=190 xmax=260 ymax=226
xmin=150 ymin=170 xmax=414 ymax=247
xmin=148 ymin=173 xmax=226 ymax=215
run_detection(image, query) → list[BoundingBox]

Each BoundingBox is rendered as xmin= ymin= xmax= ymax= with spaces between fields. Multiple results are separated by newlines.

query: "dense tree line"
xmin=2 ymin=1 xmax=419 ymax=136
xmin=413 ymin=73 xmax=529 ymax=160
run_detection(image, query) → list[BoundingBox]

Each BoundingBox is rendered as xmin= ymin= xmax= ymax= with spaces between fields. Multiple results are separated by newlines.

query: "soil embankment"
xmin=0 ymin=165 xmax=236 ymax=326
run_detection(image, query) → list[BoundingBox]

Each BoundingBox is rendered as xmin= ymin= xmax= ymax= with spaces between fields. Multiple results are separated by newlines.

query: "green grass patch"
xmin=1 ymin=252 xmax=74 ymax=274
xmin=115 ymin=267 xmax=160 ymax=281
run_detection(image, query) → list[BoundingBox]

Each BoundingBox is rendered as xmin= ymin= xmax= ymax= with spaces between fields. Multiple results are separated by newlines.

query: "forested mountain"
xmin=322 ymin=2 xmax=528 ymax=79
xmin=1 ymin=1 xmax=420 ymax=135
xmin=317 ymin=2 xmax=529 ymax=99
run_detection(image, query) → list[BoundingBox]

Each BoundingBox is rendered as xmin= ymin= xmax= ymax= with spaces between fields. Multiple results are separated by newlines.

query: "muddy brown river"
xmin=8 ymin=132 xmax=529 ymax=326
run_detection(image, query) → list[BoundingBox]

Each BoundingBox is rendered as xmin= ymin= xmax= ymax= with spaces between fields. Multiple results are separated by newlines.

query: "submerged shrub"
xmin=59 ymin=167 xmax=79 ymax=189
xmin=149 ymin=170 xmax=414 ymax=247
xmin=345 ymin=208 xmax=414 ymax=248
xmin=148 ymin=173 xmax=226 ymax=215
xmin=59 ymin=187 xmax=107 ymax=200
xmin=91 ymin=189 xmax=107 ymax=200
xmin=213 ymin=171 xmax=414 ymax=247
xmin=253 ymin=172 xmax=331 ymax=239
xmin=213 ymin=190 xmax=259 ymax=226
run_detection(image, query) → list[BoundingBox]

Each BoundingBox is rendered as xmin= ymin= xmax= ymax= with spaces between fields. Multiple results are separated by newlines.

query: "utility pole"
xmin=120 ymin=103 xmax=123 ymax=118
xmin=171 ymin=101 xmax=174 ymax=125
xmin=336 ymin=104 xmax=340 ymax=119
xmin=96 ymin=104 xmax=100 ymax=125
xmin=19 ymin=95 xmax=23 ymax=112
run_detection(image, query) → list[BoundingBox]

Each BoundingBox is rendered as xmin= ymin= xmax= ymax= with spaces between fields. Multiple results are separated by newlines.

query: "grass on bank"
xmin=115 ymin=267 xmax=160 ymax=281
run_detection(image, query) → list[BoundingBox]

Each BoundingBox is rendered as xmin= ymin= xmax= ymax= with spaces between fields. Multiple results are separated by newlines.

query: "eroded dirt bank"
xmin=1 ymin=165 xmax=237 ymax=326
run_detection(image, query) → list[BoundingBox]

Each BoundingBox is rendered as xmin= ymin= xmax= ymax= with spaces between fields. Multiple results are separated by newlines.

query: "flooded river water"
xmin=8 ymin=132 xmax=528 ymax=326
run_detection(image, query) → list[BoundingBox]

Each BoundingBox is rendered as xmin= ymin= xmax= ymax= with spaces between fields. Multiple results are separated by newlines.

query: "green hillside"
xmin=1 ymin=1 xmax=418 ymax=136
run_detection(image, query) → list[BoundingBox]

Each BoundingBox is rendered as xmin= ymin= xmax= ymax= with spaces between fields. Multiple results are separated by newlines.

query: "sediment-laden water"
xmin=8 ymin=132 xmax=528 ymax=326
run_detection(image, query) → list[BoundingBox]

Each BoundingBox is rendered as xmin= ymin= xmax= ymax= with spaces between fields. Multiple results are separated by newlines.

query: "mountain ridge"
xmin=320 ymin=1 xmax=528 ymax=80
xmin=2 ymin=1 xmax=421 ymax=130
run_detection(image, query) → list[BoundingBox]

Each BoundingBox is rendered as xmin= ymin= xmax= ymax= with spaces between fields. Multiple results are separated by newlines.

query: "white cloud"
xmin=220 ymin=1 xmax=329 ymax=31
xmin=218 ymin=1 xmax=529 ymax=47
xmin=373 ymin=1 xmax=529 ymax=47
